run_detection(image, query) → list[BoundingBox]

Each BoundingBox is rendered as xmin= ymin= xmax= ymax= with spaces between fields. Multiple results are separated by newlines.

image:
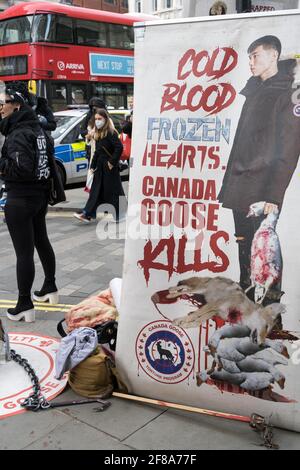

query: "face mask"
xmin=95 ymin=120 xmax=105 ymax=129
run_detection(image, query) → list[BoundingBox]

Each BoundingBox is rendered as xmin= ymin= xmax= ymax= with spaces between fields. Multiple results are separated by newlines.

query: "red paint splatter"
xmin=227 ymin=309 xmax=242 ymax=324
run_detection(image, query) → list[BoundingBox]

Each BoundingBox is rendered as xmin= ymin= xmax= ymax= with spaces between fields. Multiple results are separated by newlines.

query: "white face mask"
xmin=95 ymin=119 xmax=105 ymax=130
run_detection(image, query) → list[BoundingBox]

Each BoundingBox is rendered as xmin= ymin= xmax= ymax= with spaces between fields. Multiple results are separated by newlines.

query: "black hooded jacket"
xmin=218 ymin=59 xmax=300 ymax=212
xmin=80 ymin=97 xmax=107 ymax=138
xmin=0 ymin=105 xmax=51 ymax=195
xmin=35 ymin=97 xmax=57 ymax=132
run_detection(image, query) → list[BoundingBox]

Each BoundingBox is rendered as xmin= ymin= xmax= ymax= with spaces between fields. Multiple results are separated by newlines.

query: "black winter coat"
xmin=122 ymin=120 xmax=132 ymax=139
xmin=35 ymin=97 xmax=56 ymax=133
xmin=218 ymin=60 xmax=300 ymax=212
xmin=85 ymin=131 xmax=124 ymax=213
xmin=0 ymin=105 xmax=50 ymax=194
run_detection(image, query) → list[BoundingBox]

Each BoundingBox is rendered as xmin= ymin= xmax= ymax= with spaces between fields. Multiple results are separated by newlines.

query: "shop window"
xmin=163 ymin=0 xmax=172 ymax=8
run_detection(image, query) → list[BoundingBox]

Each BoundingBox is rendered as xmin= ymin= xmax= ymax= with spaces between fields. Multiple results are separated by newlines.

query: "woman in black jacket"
xmin=0 ymin=88 xmax=58 ymax=322
xmin=74 ymin=108 xmax=125 ymax=223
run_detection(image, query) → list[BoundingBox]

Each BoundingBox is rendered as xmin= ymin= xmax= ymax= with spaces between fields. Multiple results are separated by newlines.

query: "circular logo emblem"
xmin=0 ymin=333 xmax=67 ymax=419
xmin=136 ymin=321 xmax=195 ymax=384
xmin=57 ymin=61 xmax=65 ymax=71
xmin=293 ymin=104 xmax=300 ymax=117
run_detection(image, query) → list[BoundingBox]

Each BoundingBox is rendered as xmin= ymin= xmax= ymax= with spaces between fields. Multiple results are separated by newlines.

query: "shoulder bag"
xmin=47 ymin=152 xmax=66 ymax=206
xmin=102 ymin=145 xmax=128 ymax=173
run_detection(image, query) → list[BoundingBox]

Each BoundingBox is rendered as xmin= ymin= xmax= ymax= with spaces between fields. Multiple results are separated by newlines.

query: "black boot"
xmin=33 ymin=280 xmax=58 ymax=304
xmin=7 ymin=296 xmax=35 ymax=322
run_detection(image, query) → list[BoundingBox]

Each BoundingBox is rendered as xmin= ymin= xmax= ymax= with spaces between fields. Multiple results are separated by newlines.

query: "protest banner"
xmin=116 ymin=10 xmax=300 ymax=431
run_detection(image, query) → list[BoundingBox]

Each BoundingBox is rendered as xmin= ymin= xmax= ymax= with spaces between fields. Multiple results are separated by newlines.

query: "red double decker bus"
xmin=0 ymin=1 xmax=148 ymax=110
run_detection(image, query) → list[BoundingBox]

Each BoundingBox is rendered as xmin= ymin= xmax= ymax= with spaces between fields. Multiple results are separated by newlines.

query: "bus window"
xmin=51 ymin=83 xmax=67 ymax=111
xmin=56 ymin=16 xmax=73 ymax=44
xmin=32 ymin=14 xmax=73 ymax=44
xmin=108 ymin=23 xmax=134 ymax=50
xmin=75 ymin=19 xmax=107 ymax=47
xmin=32 ymin=14 xmax=52 ymax=42
xmin=71 ymin=84 xmax=87 ymax=105
xmin=0 ymin=15 xmax=33 ymax=45
xmin=91 ymin=83 xmax=125 ymax=109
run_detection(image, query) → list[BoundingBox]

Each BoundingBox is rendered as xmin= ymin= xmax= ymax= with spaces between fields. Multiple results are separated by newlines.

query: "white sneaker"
xmin=73 ymin=212 xmax=91 ymax=223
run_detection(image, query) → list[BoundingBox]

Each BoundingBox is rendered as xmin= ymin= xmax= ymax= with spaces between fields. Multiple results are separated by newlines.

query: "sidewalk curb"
xmin=48 ymin=204 xmax=82 ymax=212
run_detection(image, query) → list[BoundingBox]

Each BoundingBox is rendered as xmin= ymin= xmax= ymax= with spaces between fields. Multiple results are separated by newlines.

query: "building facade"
xmin=0 ymin=0 xmax=129 ymax=13
xmin=72 ymin=0 xmax=128 ymax=13
xmin=129 ymin=0 xmax=299 ymax=17
xmin=129 ymin=0 xmax=183 ymax=19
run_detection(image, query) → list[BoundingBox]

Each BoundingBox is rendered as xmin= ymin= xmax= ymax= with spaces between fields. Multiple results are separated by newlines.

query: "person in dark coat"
xmin=3 ymin=82 xmax=56 ymax=134
xmin=34 ymin=96 xmax=56 ymax=134
xmin=74 ymin=108 xmax=125 ymax=223
xmin=0 ymin=88 xmax=57 ymax=322
xmin=121 ymin=110 xmax=133 ymax=139
xmin=80 ymin=97 xmax=107 ymax=163
xmin=80 ymin=96 xmax=107 ymax=139
xmin=218 ymin=35 xmax=300 ymax=302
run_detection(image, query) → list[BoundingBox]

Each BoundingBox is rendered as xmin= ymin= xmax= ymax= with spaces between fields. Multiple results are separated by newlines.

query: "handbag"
xmin=120 ymin=132 xmax=131 ymax=161
xmin=84 ymin=170 xmax=94 ymax=193
xmin=47 ymin=151 xmax=66 ymax=206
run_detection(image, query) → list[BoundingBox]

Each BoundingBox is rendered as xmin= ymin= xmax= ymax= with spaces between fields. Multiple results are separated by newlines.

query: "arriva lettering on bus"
xmin=65 ymin=63 xmax=85 ymax=70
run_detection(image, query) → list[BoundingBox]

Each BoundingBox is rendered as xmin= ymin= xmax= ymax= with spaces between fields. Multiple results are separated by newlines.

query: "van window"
xmin=61 ymin=121 xmax=83 ymax=145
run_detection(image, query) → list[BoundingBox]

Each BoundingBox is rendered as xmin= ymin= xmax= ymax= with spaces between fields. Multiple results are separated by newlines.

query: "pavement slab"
xmin=23 ymin=419 xmax=134 ymax=451
xmin=46 ymin=388 xmax=167 ymax=442
xmin=122 ymin=408 xmax=300 ymax=451
xmin=0 ymin=409 xmax=72 ymax=450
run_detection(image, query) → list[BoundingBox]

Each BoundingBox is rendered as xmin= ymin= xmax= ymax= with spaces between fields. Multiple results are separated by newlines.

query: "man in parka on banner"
xmin=218 ymin=35 xmax=300 ymax=305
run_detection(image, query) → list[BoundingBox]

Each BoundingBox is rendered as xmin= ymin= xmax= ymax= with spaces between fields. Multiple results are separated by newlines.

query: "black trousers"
xmin=4 ymin=192 xmax=56 ymax=297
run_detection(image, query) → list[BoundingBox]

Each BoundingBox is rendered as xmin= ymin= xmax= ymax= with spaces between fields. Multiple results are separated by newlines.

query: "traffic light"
xmin=236 ymin=0 xmax=252 ymax=12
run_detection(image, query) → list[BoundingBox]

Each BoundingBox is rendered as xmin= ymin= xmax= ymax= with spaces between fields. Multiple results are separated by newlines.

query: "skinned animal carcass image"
xmin=151 ymin=276 xmax=298 ymax=401
xmin=245 ymin=201 xmax=283 ymax=304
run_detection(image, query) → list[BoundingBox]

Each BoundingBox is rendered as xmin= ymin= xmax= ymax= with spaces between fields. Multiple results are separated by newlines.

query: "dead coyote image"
xmin=168 ymin=276 xmax=284 ymax=345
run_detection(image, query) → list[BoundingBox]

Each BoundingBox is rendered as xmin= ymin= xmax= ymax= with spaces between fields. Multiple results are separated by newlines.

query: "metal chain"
xmin=250 ymin=413 xmax=279 ymax=449
xmin=10 ymin=349 xmax=50 ymax=411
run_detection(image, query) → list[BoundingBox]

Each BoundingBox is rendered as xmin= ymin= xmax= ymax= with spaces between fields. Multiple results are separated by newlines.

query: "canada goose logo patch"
xmin=136 ymin=321 xmax=194 ymax=384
